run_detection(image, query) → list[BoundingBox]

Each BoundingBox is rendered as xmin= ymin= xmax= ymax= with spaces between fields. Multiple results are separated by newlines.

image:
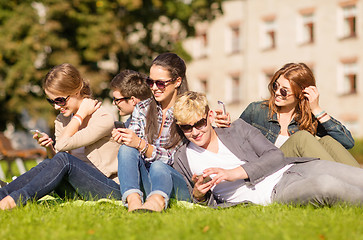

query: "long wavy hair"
xmin=266 ymin=63 xmax=317 ymax=135
xmin=145 ymin=53 xmax=189 ymax=149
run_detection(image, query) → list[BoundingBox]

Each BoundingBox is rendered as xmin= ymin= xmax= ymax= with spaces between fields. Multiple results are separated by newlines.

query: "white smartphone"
xmin=29 ymin=129 xmax=43 ymax=138
xmin=217 ymin=100 xmax=226 ymax=115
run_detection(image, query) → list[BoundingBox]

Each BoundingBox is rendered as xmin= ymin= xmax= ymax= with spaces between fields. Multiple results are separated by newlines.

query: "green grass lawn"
xmin=1 ymin=146 xmax=363 ymax=240
xmin=0 ymin=199 xmax=362 ymax=240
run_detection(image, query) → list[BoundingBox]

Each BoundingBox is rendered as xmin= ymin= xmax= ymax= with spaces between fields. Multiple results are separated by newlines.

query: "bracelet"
xmin=317 ymin=112 xmax=328 ymax=121
xmin=140 ymin=142 xmax=149 ymax=155
xmin=314 ymin=110 xmax=326 ymax=119
xmin=73 ymin=115 xmax=83 ymax=125
xmin=136 ymin=138 xmax=142 ymax=149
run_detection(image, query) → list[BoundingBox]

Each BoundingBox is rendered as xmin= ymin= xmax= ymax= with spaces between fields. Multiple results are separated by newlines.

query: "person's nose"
xmin=151 ymin=82 xmax=159 ymax=91
xmin=54 ymin=104 xmax=61 ymax=110
xmin=191 ymin=126 xmax=199 ymax=136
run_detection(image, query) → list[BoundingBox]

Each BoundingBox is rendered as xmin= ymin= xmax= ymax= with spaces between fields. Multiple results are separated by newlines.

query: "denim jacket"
xmin=239 ymin=101 xmax=355 ymax=149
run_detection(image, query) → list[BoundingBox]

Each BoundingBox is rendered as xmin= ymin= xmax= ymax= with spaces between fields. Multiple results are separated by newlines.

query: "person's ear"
xmin=130 ymin=96 xmax=140 ymax=106
xmin=208 ymin=110 xmax=215 ymax=123
xmin=174 ymin=77 xmax=182 ymax=88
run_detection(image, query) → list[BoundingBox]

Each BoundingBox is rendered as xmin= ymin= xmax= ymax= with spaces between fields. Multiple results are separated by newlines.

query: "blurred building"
xmin=183 ymin=0 xmax=363 ymax=138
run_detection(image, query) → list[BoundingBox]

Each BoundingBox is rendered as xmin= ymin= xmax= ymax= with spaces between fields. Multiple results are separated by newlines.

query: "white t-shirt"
xmin=275 ymin=134 xmax=290 ymax=148
xmin=186 ymin=138 xmax=292 ymax=205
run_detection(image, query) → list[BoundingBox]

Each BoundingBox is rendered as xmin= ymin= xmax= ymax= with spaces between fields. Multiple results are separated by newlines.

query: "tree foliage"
xmin=0 ymin=0 xmax=222 ymax=130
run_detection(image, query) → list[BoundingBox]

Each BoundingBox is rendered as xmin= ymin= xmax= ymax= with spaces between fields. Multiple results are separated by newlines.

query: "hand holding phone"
xmin=198 ymin=175 xmax=212 ymax=184
xmin=217 ymin=100 xmax=226 ymax=115
xmin=114 ymin=121 xmax=126 ymax=129
xmin=30 ymin=129 xmax=44 ymax=138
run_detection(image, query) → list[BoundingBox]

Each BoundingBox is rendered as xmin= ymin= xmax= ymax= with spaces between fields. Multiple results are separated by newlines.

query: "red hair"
xmin=266 ymin=63 xmax=318 ymax=135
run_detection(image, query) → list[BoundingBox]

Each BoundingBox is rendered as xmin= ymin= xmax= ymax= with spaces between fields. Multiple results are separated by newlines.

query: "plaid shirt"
xmin=129 ymin=98 xmax=178 ymax=165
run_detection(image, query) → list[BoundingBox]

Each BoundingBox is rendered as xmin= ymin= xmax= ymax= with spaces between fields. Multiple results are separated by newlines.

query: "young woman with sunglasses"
xmin=240 ymin=63 xmax=360 ymax=167
xmin=112 ymin=52 xmax=191 ymax=212
xmin=0 ymin=63 xmax=121 ymax=210
xmin=216 ymin=63 xmax=359 ymax=167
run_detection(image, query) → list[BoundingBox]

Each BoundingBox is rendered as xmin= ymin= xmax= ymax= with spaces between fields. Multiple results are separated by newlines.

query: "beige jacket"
xmin=54 ymin=106 xmax=120 ymax=183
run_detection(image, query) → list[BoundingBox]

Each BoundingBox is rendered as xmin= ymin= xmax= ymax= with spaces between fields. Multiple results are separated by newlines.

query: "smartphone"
xmin=217 ymin=100 xmax=226 ymax=115
xmin=198 ymin=175 xmax=212 ymax=184
xmin=114 ymin=121 xmax=125 ymax=129
xmin=29 ymin=129 xmax=43 ymax=138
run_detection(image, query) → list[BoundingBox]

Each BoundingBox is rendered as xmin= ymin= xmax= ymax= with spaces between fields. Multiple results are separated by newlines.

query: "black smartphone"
xmin=114 ymin=121 xmax=125 ymax=129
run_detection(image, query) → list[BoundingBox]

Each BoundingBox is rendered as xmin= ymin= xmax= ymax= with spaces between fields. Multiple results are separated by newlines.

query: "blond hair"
xmin=174 ymin=91 xmax=209 ymax=124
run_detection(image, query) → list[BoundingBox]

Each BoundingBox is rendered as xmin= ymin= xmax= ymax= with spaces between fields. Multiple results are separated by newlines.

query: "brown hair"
xmin=267 ymin=63 xmax=317 ymax=135
xmin=110 ymin=69 xmax=151 ymax=101
xmin=43 ymin=63 xmax=92 ymax=98
xmin=145 ymin=53 xmax=189 ymax=149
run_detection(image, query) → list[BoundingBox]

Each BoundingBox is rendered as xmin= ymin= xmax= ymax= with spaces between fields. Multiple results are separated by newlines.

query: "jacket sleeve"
xmin=54 ymin=108 xmax=114 ymax=152
xmin=316 ymin=116 xmax=355 ymax=149
xmin=232 ymin=119 xmax=287 ymax=185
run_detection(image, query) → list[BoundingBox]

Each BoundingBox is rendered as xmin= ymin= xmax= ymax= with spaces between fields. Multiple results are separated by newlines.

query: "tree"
xmin=0 ymin=0 xmax=223 ymax=131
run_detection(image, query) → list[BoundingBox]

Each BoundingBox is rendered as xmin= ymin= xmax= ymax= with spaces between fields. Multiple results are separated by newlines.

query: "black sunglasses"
xmin=46 ymin=95 xmax=70 ymax=106
xmin=146 ymin=77 xmax=175 ymax=90
xmin=178 ymin=118 xmax=208 ymax=133
xmin=113 ymin=96 xmax=130 ymax=105
xmin=272 ymin=82 xmax=292 ymax=97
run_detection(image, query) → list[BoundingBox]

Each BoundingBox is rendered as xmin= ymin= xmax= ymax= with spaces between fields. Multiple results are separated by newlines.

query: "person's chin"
xmin=274 ymin=98 xmax=284 ymax=106
xmin=61 ymin=110 xmax=71 ymax=117
xmin=153 ymin=91 xmax=164 ymax=100
xmin=191 ymin=134 xmax=205 ymax=146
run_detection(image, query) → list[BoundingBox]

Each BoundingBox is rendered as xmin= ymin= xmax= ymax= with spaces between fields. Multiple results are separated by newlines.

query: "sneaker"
xmin=0 ymin=179 xmax=7 ymax=187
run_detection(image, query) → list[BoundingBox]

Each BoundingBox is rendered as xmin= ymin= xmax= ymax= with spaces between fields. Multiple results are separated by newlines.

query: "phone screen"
xmin=114 ymin=121 xmax=125 ymax=129
xmin=30 ymin=130 xmax=43 ymax=138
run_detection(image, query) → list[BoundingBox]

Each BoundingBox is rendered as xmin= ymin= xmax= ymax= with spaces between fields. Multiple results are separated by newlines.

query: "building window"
xmin=200 ymin=78 xmax=208 ymax=94
xmin=338 ymin=3 xmax=357 ymax=39
xmin=298 ymin=10 xmax=314 ymax=44
xmin=339 ymin=60 xmax=357 ymax=95
xmin=226 ymin=74 xmax=241 ymax=103
xmin=259 ymin=70 xmax=274 ymax=98
xmin=225 ymin=22 xmax=241 ymax=54
xmin=194 ymin=31 xmax=208 ymax=59
xmin=261 ymin=18 xmax=276 ymax=50
xmin=231 ymin=26 xmax=241 ymax=54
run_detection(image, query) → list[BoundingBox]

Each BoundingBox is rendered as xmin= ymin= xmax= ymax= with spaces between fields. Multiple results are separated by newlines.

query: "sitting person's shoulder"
xmin=136 ymin=97 xmax=153 ymax=109
xmin=248 ymin=100 xmax=269 ymax=109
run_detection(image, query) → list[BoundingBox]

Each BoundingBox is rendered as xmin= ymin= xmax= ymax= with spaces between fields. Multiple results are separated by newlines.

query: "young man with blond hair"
xmin=172 ymin=91 xmax=363 ymax=207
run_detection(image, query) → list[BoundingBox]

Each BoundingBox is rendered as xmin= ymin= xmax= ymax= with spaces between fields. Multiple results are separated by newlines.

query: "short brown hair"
xmin=110 ymin=69 xmax=151 ymax=101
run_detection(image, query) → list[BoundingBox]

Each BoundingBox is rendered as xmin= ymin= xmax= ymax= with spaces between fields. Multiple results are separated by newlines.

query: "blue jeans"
xmin=117 ymin=145 xmax=190 ymax=208
xmin=0 ymin=152 xmax=121 ymax=205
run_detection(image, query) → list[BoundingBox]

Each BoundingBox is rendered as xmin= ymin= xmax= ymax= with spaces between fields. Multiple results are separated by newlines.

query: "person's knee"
xmin=118 ymin=145 xmax=139 ymax=162
xmin=53 ymin=152 xmax=71 ymax=164
xmin=290 ymin=130 xmax=315 ymax=142
xmin=149 ymin=161 xmax=168 ymax=172
xmin=319 ymin=135 xmax=338 ymax=147
xmin=310 ymin=175 xmax=339 ymax=196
